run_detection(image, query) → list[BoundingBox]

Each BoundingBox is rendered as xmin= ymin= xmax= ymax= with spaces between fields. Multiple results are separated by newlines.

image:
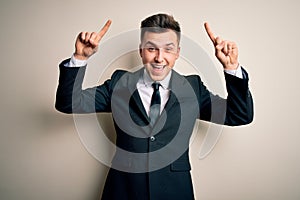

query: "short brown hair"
xmin=140 ymin=13 xmax=181 ymax=43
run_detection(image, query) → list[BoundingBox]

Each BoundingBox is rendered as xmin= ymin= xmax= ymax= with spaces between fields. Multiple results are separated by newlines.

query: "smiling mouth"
xmin=151 ymin=64 xmax=166 ymax=70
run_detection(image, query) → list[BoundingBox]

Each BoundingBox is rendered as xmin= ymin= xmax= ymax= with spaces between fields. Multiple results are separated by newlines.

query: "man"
xmin=56 ymin=13 xmax=253 ymax=200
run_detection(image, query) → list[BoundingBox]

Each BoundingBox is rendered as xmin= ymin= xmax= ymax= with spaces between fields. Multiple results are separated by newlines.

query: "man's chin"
xmin=149 ymin=73 xmax=165 ymax=81
xmin=145 ymin=65 xmax=171 ymax=81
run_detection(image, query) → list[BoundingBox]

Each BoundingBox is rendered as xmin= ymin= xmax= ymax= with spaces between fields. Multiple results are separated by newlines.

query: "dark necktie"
xmin=149 ymin=82 xmax=161 ymax=126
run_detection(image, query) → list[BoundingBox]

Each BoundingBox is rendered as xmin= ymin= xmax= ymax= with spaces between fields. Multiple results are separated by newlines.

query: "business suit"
xmin=55 ymin=58 xmax=253 ymax=200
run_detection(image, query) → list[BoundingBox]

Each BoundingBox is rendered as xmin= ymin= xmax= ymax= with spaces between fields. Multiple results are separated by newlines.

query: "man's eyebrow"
xmin=143 ymin=41 xmax=156 ymax=46
xmin=143 ymin=41 xmax=176 ymax=47
xmin=165 ymin=43 xmax=175 ymax=46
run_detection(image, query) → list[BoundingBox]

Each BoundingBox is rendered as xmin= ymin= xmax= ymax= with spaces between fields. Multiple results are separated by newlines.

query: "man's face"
xmin=139 ymin=30 xmax=180 ymax=81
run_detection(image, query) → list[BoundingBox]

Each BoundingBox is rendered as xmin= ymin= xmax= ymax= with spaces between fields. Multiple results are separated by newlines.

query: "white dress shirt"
xmin=136 ymin=69 xmax=171 ymax=116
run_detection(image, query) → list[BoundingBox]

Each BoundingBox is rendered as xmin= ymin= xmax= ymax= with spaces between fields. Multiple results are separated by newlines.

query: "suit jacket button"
xmin=150 ymin=136 xmax=155 ymax=141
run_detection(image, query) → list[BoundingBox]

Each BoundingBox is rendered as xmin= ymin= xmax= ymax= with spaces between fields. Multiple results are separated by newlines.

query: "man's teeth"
xmin=153 ymin=65 xmax=164 ymax=69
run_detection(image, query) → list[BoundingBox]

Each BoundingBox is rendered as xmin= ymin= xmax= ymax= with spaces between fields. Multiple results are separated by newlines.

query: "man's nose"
xmin=155 ymin=48 xmax=164 ymax=63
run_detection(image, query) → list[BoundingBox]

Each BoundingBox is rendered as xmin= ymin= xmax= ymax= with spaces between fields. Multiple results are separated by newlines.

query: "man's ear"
xmin=176 ymin=46 xmax=181 ymax=59
xmin=139 ymin=44 xmax=143 ymax=57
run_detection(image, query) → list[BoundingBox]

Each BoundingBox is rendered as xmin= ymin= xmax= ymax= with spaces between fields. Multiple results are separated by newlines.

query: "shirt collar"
xmin=142 ymin=69 xmax=172 ymax=90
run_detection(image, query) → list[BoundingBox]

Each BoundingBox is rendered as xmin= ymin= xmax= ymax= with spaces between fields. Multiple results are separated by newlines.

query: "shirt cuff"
xmin=224 ymin=65 xmax=243 ymax=79
xmin=64 ymin=54 xmax=87 ymax=67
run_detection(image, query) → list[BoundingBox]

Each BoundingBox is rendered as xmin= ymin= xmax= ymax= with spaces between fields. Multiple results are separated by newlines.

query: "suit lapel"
xmin=126 ymin=69 xmax=150 ymax=125
xmin=161 ymin=70 xmax=187 ymax=114
xmin=124 ymin=69 xmax=192 ymax=134
xmin=151 ymin=70 xmax=187 ymax=132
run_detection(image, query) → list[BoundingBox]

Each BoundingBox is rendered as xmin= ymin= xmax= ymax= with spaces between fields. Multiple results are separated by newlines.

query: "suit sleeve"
xmin=223 ymin=68 xmax=254 ymax=125
xmin=196 ymin=67 xmax=254 ymax=126
xmin=55 ymin=59 xmax=123 ymax=114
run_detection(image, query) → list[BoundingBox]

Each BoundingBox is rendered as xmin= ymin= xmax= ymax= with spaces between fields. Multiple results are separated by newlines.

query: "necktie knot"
xmin=152 ymin=82 xmax=160 ymax=91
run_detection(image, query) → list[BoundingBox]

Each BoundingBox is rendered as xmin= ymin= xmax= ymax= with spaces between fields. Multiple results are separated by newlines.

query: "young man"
xmin=56 ymin=13 xmax=253 ymax=200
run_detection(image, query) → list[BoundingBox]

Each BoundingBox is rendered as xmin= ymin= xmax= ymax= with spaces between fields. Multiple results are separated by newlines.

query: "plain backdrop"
xmin=0 ymin=0 xmax=300 ymax=199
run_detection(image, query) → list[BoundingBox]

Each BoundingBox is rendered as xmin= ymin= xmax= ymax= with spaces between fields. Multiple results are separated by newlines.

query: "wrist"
xmin=224 ymin=64 xmax=243 ymax=79
xmin=223 ymin=62 xmax=239 ymax=70
xmin=70 ymin=54 xmax=88 ymax=67
xmin=73 ymin=52 xmax=88 ymax=60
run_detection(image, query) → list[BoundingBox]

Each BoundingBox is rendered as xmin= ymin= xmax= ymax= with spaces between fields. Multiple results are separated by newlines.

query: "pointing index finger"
xmin=204 ymin=22 xmax=216 ymax=45
xmin=98 ymin=19 xmax=112 ymax=38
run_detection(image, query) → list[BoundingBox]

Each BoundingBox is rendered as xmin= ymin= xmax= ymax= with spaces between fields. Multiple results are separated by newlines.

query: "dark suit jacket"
xmin=55 ymin=59 xmax=253 ymax=200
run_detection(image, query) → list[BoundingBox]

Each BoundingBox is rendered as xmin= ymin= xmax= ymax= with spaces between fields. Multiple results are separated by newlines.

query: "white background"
xmin=0 ymin=0 xmax=299 ymax=199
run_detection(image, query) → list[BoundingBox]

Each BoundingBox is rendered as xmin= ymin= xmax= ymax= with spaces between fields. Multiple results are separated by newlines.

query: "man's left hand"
xmin=204 ymin=22 xmax=239 ymax=70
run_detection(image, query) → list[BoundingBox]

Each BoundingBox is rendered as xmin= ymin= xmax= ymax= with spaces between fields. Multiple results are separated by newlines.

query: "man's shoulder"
xmin=108 ymin=68 xmax=143 ymax=90
xmin=111 ymin=68 xmax=143 ymax=79
xmin=184 ymin=74 xmax=203 ymax=89
xmin=172 ymin=70 xmax=201 ymax=85
xmin=172 ymin=69 xmax=200 ymax=79
xmin=111 ymin=69 xmax=128 ymax=78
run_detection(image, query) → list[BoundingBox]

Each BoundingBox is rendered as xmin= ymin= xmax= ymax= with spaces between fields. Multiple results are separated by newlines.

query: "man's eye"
xmin=147 ymin=47 xmax=156 ymax=52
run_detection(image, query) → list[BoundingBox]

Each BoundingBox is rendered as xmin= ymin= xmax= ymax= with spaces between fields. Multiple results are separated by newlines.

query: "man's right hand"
xmin=74 ymin=20 xmax=112 ymax=60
